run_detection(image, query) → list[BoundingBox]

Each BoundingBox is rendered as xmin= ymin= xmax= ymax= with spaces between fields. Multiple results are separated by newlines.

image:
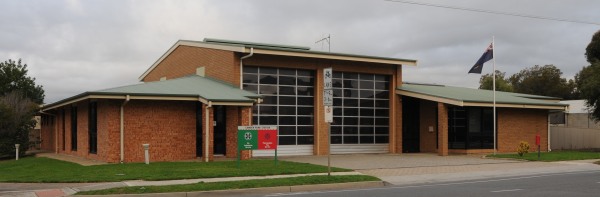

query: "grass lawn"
xmin=78 ymin=175 xmax=379 ymax=195
xmin=0 ymin=157 xmax=350 ymax=183
xmin=488 ymin=150 xmax=600 ymax=162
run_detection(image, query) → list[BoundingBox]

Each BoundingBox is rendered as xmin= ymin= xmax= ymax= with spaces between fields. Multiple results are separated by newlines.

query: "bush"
xmin=517 ymin=141 xmax=530 ymax=157
xmin=0 ymin=92 xmax=36 ymax=158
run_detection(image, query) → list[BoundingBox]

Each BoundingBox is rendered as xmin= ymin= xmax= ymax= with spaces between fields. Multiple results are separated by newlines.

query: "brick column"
xmin=225 ymin=106 xmax=239 ymax=158
xmin=395 ymin=95 xmax=403 ymax=153
xmin=239 ymin=106 xmax=252 ymax=160
xmin=437 ymin=102 xmax=448 ymax=156
xmin=314 ymin=68 xmax=328 ymax=155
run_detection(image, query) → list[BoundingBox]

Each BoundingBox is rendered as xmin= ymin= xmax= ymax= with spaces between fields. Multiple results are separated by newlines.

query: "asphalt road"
xmin=262 ymin=171 xmax=600 ymax=197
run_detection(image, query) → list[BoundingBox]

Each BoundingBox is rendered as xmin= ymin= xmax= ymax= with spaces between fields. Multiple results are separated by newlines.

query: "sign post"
xmin=536 ymin=133 xmax=541 ymax=160
xmin=237 ymin=126 xmax=278 ymax=168
xmin=323 ymin=67 xmax=333 ymax=176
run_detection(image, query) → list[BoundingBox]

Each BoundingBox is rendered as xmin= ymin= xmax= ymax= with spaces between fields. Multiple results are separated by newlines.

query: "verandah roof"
xmin=397 ymin=83 xmax=568 ymax=110
xmin=42 ymin=75 xmax=261 ymax=111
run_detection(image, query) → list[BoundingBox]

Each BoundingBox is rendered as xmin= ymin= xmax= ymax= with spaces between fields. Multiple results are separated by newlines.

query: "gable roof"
xmin=138 ymin=38 xmax=418 ymax=81
xmin=43 ymin=75 xmax=261 ymax=111
xmin=397 ymin=83 xmax=568 ymax=110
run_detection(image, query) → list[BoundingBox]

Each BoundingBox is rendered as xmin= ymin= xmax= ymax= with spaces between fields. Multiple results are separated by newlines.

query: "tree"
xmin=0 ymin=59 xmax=45 ymax=104
xmin=478 ymin=70 xmax=513 ymax=92
xmin=585 ymin=30 xmax=600 ymax=63
xmin=0 ymin=59 xmax=44 ymax=157
xmin=0 ymin=91 xmax=37 ymax=157
xmin=508 ymin=65 xmax=577 ymax=99
xmin=577 ymin=29 xmax=600 ymax=122
xmin=575 ymin=63 xmax=600 ymax=122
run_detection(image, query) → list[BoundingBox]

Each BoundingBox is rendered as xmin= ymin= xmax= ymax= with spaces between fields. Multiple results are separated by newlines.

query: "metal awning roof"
xmin=43 ymin=75 xmax=261 ymax=111
xmin=397 ymin=83 xmax=568 ymax=110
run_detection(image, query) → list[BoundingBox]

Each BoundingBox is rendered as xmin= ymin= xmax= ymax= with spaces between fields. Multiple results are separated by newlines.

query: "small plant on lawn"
xmin=517 ymin=141 xmax=530 ymax=157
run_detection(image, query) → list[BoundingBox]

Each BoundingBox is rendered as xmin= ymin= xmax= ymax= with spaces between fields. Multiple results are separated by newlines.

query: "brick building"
xmin=40 ymin=38 xmax=567 ymax=163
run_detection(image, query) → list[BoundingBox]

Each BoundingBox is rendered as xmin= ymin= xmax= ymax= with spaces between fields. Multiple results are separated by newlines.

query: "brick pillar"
xmin=314 ymin=68 xmax=328 ymax=155
xmin=239 ymin=106 xmax=252 ymax=160
xmin=437 ymin=102 xmax=448 ymax=156
xmin=225 ymin=106 xmax=239 ymax=158
xmin=395 ymin=95 xmax=403 ymax=153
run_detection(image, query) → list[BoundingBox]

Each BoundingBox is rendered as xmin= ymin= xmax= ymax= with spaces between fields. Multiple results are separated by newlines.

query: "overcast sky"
xmin=1 ymin=0 xmax=599 ymax=103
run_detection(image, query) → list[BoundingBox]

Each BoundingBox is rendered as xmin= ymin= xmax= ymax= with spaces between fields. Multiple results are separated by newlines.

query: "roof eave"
xmin=397 ymin=89 xmax=568 ymax=110
xmin=248 ymin=48 xmax=417 ymax=66
xmin=42 ymin=92 xmax=257 ymax=112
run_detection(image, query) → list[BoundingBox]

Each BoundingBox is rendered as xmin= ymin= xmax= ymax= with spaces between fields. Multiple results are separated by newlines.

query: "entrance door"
xmin=213 ymin=105 xmax=227 ymax=155
xmin=402 ymin=96 xmax=420 ymax=153
xmin=196 ymin=103 xmax=203 ymax=157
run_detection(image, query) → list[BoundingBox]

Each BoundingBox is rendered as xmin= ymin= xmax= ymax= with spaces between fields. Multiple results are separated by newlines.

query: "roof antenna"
xmin=315 ymin=34 xmax=331 ymax=53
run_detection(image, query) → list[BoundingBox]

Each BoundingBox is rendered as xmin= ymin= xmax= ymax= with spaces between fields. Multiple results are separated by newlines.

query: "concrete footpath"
xmin=0 ymin=172 xmax=366 ymax=197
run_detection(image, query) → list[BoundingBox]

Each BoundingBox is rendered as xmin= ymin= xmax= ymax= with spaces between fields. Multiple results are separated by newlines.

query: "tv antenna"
xmin=315 ymin=34 xmax=331 ymax=52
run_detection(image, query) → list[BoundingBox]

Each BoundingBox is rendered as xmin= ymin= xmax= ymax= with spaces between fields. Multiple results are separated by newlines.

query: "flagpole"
xmin=492 ymin=36 xmax=497 ymax=155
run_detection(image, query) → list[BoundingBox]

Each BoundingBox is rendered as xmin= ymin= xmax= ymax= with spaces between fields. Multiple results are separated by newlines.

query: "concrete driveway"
xmin=281 ymin=153 xmax=516 ymax=170
xmin=282 ymin=154 xmax=600 ymax=186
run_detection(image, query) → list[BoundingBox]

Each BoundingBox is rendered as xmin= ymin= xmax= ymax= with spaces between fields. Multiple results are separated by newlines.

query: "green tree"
xmin=0 ymin=92 xmax=37 ymax=157
xmin=508 ymin=65 xmax=577 ymax=99
xmin=478 ymin=70 xmax=513 ymax=92
xmin=585 ymin=30 xmax=600 ymax=63
xmin=0 ymin=59 xmax=45 ymax=104
xmin=575 ymin=63 xmax=600 ymax=122
xmin=0 ymin=59 xmax=44 ymax=157
xmin=577 ymin=29 xmax=600 ymax=122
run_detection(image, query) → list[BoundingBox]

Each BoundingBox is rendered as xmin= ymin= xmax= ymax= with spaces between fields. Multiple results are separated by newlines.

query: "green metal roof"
xmin=94 ymin=75 xmax=261 ymax=102
xmin=204 ymin=38 xmax=310 ymax=51
xmin=398 ymin=83 xmax=567 ymax=108
xmin=43 ymin=75 xmax=261 ymax=110
xmin=198 ymin=38 xmax=418 ymax=63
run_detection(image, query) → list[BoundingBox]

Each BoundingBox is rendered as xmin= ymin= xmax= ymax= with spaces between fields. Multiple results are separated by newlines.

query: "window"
xmin=331 ymin=72 xmax=390 ymax=144
xmin=448 ymin=107 xmax=494 ymax=149
xmin=71 ymin=106 xmax=77 ymax=151
xmin=88 ymin=102 xmax=98 ymax=154
xmin=243 ymin=66 xmax=315 ymax=145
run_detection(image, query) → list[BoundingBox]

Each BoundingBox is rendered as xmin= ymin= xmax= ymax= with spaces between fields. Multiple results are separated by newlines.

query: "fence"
xmin=550 ymin=126 xmax=600 ymax=150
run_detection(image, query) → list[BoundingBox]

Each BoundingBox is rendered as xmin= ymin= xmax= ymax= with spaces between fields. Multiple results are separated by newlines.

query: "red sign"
xmin=535 ymin=133 xmax=541 ymax=146
xmin=258 ymin=129 xmax=278 ymax=150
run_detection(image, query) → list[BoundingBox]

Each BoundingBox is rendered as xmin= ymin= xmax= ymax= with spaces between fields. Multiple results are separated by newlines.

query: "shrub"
xmin=517 ymin=141 xmax=530 ymax=157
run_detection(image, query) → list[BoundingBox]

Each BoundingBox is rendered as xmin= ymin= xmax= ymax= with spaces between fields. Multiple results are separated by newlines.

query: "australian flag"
xmin=468 ymin=43 xmax=493 ymax=74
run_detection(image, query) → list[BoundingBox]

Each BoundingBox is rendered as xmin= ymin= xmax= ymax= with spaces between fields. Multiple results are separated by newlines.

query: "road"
xmin=263 ymin=170 xmax=600 ymax=197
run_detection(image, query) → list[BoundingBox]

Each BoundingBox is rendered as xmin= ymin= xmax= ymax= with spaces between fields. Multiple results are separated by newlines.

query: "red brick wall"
xmin=419 ymin=100 xmax=437 ymax=153
xmin=40 ymin=114 xmax=55 ymax=151
xmin=122 ymin=100 xmax=196 ymax=162
xmin=98 ymin=100 xmax=121 ymax=162
xmin=143 ymin=46 xmax=238 ymax=84
xmin=498 ymin=108 xmax=548 ymax=152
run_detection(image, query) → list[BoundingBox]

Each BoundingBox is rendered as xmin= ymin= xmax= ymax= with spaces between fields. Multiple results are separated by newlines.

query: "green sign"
xmin=238 ymin=130 xmax=258 ymax=150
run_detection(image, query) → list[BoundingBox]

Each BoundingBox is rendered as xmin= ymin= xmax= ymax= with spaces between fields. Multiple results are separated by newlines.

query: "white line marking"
xmin=265 ymin=171 xmax=600 ymax=196
xmin=491 ymin=189 xmax=523 ymax=193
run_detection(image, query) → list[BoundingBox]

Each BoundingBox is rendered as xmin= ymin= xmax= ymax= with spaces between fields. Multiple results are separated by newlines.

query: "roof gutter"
xmin=240 ymin=48 xmax=254 ymax=89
